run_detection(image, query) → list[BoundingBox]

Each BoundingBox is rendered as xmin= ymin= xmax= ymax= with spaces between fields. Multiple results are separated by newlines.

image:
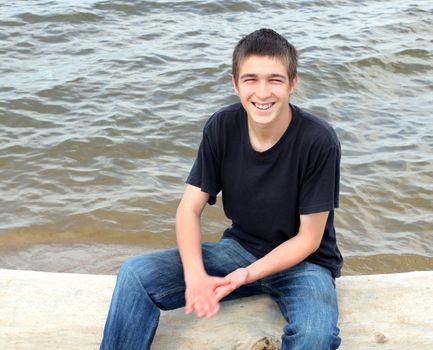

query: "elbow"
xmin=297 ymin=231 xmax=322 ymax=255
xmin=175 ymin=202 xmax=189 ymax=228
xmin=310 ymin=240 xmax=321 ymax=254
xmin=308 ymin=233 xmax=323 ymax=253
xmin=176 ymin=199 xmax=201 ymax=226
xmin=175 ymin=201 xmax=184 ymax=219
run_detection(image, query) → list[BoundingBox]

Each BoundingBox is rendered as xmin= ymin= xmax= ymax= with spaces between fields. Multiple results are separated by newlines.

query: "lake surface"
xmin=1 ymin=0 xmax=432 ymax=275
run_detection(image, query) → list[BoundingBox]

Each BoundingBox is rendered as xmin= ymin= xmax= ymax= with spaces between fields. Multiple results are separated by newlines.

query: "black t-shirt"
xmin=187 ymin=102 xmax=343 ymax=278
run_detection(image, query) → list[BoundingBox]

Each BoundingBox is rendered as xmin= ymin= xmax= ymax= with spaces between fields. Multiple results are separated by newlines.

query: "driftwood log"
xmin=0 ymin=269 xmax=432 ymax=349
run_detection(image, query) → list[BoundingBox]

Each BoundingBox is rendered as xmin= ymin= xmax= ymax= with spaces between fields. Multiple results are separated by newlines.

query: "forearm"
xmin=245 ymin=232 xmax=320 ymax=284
xmin=175 ymin=186 xmax=229 ymax=318
xmin=212 ymin=232 xmax=320 ymax=302
xmin=176 ymin=207 xmax=206 ymax=280
xmin=244 ymin=211 xmax=328 ymax=284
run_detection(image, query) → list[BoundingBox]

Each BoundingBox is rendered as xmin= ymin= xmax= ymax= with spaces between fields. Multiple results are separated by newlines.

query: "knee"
xmin=117 ymin=251 xmax=182 ymax=290
xmin=283 ymin=325 xmax=341 ymax=349
xmin=117 ymin=255 xmax=155 ymax=290
xmin=120 ymin=255 xmax=150 ymax=273
xmin=304 ymin=327 xmax=340 ymax=349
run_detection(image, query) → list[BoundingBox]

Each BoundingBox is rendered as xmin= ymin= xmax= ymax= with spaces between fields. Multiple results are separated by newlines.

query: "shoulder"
xmin=292 ymin=105 xmax=340 ymax=149
xmin=203 ymin=102 xmax=244 ymax=135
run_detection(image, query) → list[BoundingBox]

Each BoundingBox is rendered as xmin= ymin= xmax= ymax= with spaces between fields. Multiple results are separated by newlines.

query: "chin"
xmin=249 ymin=113 xmax=277 ymax=126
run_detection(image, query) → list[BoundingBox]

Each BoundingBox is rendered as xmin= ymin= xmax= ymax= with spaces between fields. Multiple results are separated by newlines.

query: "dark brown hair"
xmin=232 ymin=28 xmax=298 ymax=83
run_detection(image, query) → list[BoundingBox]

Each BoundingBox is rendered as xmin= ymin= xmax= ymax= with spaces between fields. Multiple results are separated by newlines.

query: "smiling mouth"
xmin=252 ymin=102 xmax=274 ymax=111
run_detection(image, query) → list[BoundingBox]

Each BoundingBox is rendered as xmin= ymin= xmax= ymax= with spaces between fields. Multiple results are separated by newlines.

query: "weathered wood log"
xmin=0 ymin=269 xmax=432 ymax=349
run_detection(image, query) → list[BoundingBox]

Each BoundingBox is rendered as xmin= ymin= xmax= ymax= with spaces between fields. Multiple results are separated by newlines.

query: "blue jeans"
xmin=100 ymin=238 xmax=341 ymax=349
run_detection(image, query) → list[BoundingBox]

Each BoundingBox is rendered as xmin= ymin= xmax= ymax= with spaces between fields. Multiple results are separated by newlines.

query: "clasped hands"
xmin=184 ymin=267 xmax=249 ymax=319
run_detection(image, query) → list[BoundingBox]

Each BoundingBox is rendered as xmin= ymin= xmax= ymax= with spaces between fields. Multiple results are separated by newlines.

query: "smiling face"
xmin=232 ymin=55 xmax=298 ymax=129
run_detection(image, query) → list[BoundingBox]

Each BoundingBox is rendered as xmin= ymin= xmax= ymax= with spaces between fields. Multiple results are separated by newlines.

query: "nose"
xmin=256 ymin=80 xmax=271 ymax=100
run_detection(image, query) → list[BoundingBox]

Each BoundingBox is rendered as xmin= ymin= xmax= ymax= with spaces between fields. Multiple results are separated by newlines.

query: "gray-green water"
xmin=1 ymin=0 xmax=432 ymax=275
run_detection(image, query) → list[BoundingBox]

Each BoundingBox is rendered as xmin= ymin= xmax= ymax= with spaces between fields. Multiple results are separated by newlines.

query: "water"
xmin=1 ymin=0 xmax=432 ymax=275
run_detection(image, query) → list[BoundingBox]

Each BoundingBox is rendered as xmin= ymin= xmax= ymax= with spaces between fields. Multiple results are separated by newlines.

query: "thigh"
xmin=122 ymin=238 xmax=261 ymax=311
xmin=202 ymin=238 xmax=262 ymax=300
xmin=265 ymin=262 xmax=340 ymax=348
xmin=201 ymin=238 xmax=256 ymax=277
xmin=119 ymin=248 xmax=186 ymax=311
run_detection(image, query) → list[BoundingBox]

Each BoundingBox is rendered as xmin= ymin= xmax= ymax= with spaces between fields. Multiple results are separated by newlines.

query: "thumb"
xmin=212 ymin=276 xmax=232 ymax=287
xmin=214 ymin=282 xmax=236 ymax=301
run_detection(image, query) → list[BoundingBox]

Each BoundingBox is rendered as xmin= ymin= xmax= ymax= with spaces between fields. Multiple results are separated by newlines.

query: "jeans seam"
xmin=124 ymin=264 xmax=148 ymax=293
xmin=153 ymin=286 xmax=185 ymax=301
xmin=222 ymin=238 xmax=257 ymax=266
xmin=125 ymin=264 xmax=184 ymax=301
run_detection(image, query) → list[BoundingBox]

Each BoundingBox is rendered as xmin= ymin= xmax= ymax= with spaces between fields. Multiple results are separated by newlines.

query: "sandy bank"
xmin=0 ymin=269 xmax=432 ymax=349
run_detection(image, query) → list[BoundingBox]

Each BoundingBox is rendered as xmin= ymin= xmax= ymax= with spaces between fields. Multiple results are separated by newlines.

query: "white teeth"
xmin=254 ymin=103 xmax=273 ymax=110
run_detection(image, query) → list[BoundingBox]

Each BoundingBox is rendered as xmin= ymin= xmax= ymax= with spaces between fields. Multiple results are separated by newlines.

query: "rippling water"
xmin=1 ymin=0 xmax=432 ymax=275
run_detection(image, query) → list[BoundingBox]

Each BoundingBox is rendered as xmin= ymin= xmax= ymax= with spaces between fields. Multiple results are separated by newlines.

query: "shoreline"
xmin=1 ymin=237 xmax=432 ymax=276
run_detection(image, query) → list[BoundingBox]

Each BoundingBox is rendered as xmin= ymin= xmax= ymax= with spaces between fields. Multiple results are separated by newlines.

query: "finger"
xmin=194 ymin=295 xmax=209 ymax=317
xmin=185 ymin=302 xmax=193 ymax=315
xmin=195 ymin=301 xmax=205 ymax=318
xmin=198 ymin=288 xmax=220 ymax=318
xmin=201 ymin=298 xmax=219 ymax=319
xmin=208 ymin=276 xmax=231 ymax=290
xmin=214 ymin=277 xmax=233 ymax=287
xmin=205 ymin=302 xmax=220 ymax=319
xmin=214 ymin=287 xmax=225 ymax=300
xmin=195 ymin=294 xmax=213 ymax=318
xmin=214 ymin=285 xmax=233 ymax=301
xmin=185 ymin=294 xmax=194 ymax=315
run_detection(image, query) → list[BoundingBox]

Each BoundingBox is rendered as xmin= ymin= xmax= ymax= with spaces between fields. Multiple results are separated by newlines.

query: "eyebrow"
xmin=239 ymin=73 xmax=288 ymax=80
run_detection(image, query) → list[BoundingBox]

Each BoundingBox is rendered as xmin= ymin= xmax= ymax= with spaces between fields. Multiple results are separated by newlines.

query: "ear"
xmin=231 ymin=75 xmax=239 ymax=95
xmin=289 ymin=74 xmax=299 ymax=95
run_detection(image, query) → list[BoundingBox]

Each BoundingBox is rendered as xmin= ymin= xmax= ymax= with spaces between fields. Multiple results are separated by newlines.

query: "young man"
xmin=100 ymin=28 xmax=343 ymax=350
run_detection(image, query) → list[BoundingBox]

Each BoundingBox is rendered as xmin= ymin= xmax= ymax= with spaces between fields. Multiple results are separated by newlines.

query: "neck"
xmin=247 ymin=105 xmax=292 ymax=152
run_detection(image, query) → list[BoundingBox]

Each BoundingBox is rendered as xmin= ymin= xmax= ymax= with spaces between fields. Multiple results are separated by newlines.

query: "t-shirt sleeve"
xmin=186 ymin=129 xmax=221 ymax=205
xmin=299 ymin=140 xmax=340 ymax=214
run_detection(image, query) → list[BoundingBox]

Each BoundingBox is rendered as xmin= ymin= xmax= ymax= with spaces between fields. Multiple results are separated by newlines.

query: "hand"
xmin=214 ymin=268 xmax=249 ymax=301
xmin=184 ymin=273 xmax=231 ymax=319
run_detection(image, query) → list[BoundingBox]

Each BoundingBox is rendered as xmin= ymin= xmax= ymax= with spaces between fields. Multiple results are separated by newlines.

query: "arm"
xmin=176 ymin=184 xmax=229 ymax=318
xmin=176 ymin=184 xmax=208 ymax=280
xmin=245 ymin=211 xmax=329 ymax=283
xmin=215 ymin=211 xmax=329 ymax=299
